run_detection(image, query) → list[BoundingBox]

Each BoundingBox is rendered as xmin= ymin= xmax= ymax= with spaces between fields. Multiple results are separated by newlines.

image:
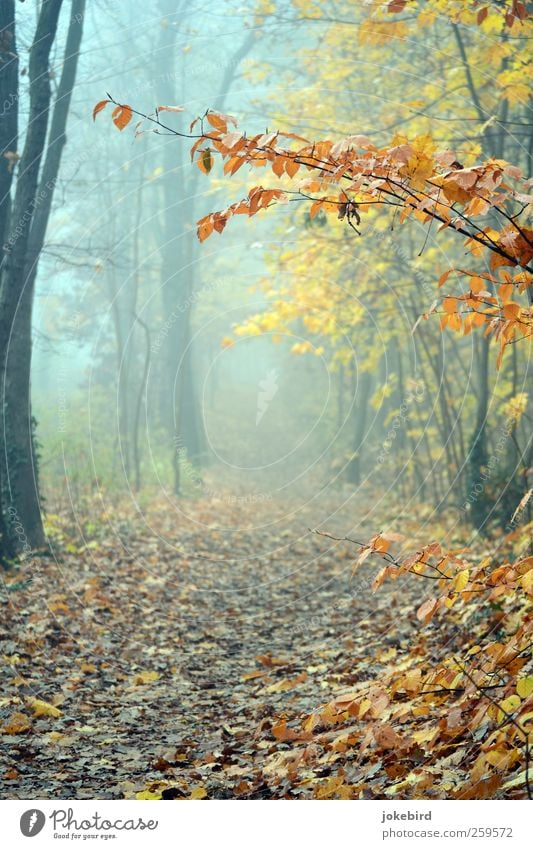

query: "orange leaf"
xmin=285 ymin=158 xmax=300 ymax=178
xmin=470 ymin=277 xmax=486 ymax=294
xmin=272 ymin=720 xmax=310 ymax=742
xmin=309 ymin=199 xmax=324 ymax=219
xmin=111 ymin=104 xmax=133 ymax=131
xmin=272 ymin=156 xmax=286 ymax=177
xmin=438 ymin=269 xmax=452 ymax=288
xmin=197 ymin=216 xmax=214 ymax=242
xmin=502 ymin=302 xmax=520 ymax=320
xmin=93 ymin=99 xmax=110 ymax=121
xmin=448 ymin=312 xmax=462 ymax=331
xmin=443 ymin=297 xmax=457 ymax=314
xmin=207 ymin=112 xmax=227 ymax=133
xmin=372 ymin=534 xmax=390 ymax=554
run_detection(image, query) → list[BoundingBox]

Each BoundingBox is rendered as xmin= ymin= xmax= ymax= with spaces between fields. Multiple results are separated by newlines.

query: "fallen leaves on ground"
xmin=0 ymin=496 xmax=530 ymax=799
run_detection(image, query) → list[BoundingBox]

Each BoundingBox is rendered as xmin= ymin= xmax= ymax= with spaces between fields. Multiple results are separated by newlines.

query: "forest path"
xmin=0 ymin=494 xmax=420 ymax=799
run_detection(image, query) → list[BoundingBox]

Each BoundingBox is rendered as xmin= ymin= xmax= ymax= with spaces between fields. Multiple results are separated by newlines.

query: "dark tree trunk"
xmin=0 ymin=0 xmax=18 ymax=254
xmin=468 ymin=335 xmax=490 ymax=530
xmin=0 ymin=0 xmax=18 ymax=563
xmin=0 ymin=0 xmax=86 ymax=552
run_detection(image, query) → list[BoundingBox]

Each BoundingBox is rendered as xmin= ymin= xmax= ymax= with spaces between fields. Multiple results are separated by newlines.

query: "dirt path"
xmin=1 ymin=495 xmax=420 ymax=799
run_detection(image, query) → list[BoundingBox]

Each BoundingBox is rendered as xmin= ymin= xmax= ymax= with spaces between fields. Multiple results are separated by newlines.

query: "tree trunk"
xmin=156 ymin=1 xmax=253 ymax=490
xmin=346 ymin=369 xmax=371 ymax=485
xmin=468 ymin=335 xmax=490 ymax=530
xmin=1 ymin=0 xmax=85 ymax=551
xmin=0 ymin=0 xmax=18 ymax=563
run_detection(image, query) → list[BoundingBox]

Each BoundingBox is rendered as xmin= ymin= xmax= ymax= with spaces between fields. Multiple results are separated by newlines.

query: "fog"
xmin=8 ymin=0 xmax=530 ymax=538
xmin=29 ymin=2 xmax=350 ymax=522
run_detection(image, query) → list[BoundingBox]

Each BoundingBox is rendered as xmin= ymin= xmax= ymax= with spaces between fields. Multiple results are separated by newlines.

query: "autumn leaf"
xmin=2 ymin=711 xmax=32 ymax=735
xmin=262 ymin=671 xmax=307 ymax=694
xmin=454 ymin=569 xmax=470 ymax=593
xmin=93 ymin=99 xmax=110 ymax=121
xmin=197 ymin=215 xmax=214 ymax=242
xmin=189 ymin=786 xmax=207 ymax=799
xmin=136 ymin=789 xmax=163 ymax=800
xmin=27 ymin=698 xmax=62 ymax=719
xmin=206 ymin=113 xmax=227 ymax=133
xmin=111 ymin=104 xmax=133 ymax=131
xmin=134 ymin=670 xmax=160 ymax=685
xmin=372 ymin=534 xmax=391 ymax=553
xmin=256 ymin=654 xmax=289 ymax=667
xmin=416 ymin=597 xmax=439 ymax=624
xmin=373 ymin=723 xmax=403 ymax=749
xmin=272 ymin=719 xmax=311 ymax=742
xmin=197 ymin=149 xmax=213 ymax=174
xmin=388 ymin=0 xmax=407 ymax=13
xmin=498 ymin=694 xmax=521 ymax=723
xmin=315 ymin=775 xmax=346 ymax=799
xmin=157 ymin=105 xmax=184 ymax=113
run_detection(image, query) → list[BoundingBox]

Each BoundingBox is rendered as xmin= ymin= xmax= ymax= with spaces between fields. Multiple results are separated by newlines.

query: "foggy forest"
xmin=0 ymin=0 xmax=532 ymax=806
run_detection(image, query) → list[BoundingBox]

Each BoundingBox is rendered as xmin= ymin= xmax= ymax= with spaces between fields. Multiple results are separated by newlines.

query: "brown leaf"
xmin=2 ymin=711 xmax=32 ymax=735
xmin=373 ymin=724 xmax=403 ymax=749
xmin=416 ymin=597 xmax=439 ymax=624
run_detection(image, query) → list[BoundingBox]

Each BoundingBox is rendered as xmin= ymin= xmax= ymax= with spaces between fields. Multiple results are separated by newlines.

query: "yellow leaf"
xmin=454 ymin=569 xmax=470 ymax=593
xmin=190 ymin=787 xmax=207 ymax=799
xmin=358 ymin=699 xmax=372 ymax=718
xmin=134 ymin=670 xmax=160 ymax=685
xmin=517 ymin=676 xmax=533 ymax=699
xmin=136 ymin=790 xmax=163 ymax=800
xmin=498 ymin=694 xmax=521 ymax=722
xmin=412 ymin=728 xmax=435 ymax=746
xmin=358 ymin=18 xmax=408 ymax=46
xmin=27 ymin=698 xmax=62 ymax=719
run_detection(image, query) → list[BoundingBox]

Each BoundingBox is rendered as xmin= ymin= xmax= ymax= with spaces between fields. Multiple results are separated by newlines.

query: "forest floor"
xmin=0 ymin=493 xmax=526 ymax=799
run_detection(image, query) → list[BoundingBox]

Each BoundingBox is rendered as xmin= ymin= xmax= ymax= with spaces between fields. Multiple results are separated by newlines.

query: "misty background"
xmin=14 ymin=0 xmax=531 ymax=540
